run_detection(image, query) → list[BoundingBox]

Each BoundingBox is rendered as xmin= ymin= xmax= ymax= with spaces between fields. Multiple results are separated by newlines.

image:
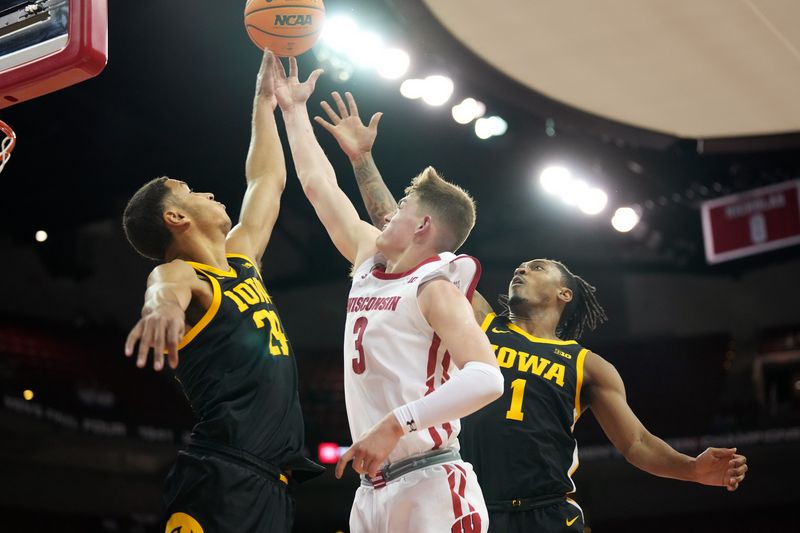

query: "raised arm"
xmin=586 ymin=351 xmax=748 ymax=491
xmin=273 ymin=58 xmax=379 ymax=265
xmin=314 ymin=91 xmax=398 ymax=227
xmin=124 ymin=260 xmax=203 ymax=371
xmin=226 ymin=51 xmax=286 ymax=264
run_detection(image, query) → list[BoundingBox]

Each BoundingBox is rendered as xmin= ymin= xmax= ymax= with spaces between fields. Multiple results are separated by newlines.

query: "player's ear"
xmin=163 ymin=208 xmax=188 ymax=229
xmin=415 ymin=215 xmax=432 ymax=234
xmin=558 ymin=287 xmax=573 ymax=303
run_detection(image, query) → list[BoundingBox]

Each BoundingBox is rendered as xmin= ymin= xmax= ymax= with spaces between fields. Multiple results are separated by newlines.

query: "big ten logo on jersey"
xmin=492 ymin=345 xmax=566 ymax=387
xmin=224 ymin=277 xmax=290 ymax=357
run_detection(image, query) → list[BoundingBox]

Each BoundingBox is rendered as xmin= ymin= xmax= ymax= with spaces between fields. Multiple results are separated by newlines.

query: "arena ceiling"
xmin=420 ymin=0 xmax=800 ymax=139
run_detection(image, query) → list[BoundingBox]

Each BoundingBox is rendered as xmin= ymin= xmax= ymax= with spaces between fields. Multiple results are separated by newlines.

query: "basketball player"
xmin=316 ymin=92 xmax=749 ymax=532
xmin=272 ymin=58 xmax=504 ymax=532
xmin=122 ymin=52 xmax=323 ymax=533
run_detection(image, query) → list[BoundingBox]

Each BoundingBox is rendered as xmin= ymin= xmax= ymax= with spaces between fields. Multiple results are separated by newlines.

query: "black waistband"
xmin=485 ymin=494 xmax=565 ymax=512
xmin=186 ymin=439 xmax=289 ymax=487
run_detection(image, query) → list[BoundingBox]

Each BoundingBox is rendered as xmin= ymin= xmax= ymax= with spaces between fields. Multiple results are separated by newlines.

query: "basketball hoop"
xmin=0 ymin=119 xmax=16 ymax=174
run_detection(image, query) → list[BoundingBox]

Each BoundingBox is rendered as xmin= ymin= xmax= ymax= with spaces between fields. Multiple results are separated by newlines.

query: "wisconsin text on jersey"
xmin=346 ymin=296 xmax=402 ymax=313
xmin=492 ymin=344 xmax=568 ymax=387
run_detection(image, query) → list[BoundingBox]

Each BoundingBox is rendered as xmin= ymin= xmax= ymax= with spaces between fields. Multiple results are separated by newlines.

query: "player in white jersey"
xmin=272 ymin=58 xmax=504 ymax=532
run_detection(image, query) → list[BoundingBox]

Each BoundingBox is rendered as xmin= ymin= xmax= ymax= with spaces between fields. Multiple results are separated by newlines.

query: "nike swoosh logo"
xmin=491 ymin=327 xmax=509 ymax=334
xmin=566 ymin=515 xmax=579 ymax=527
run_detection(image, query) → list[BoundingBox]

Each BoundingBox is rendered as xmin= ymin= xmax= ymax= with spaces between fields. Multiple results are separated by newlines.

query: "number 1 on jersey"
xmin=505 ymin=378 xmax=526 ymax=421
xmin=352 ymin=317 xmax=368 ymax=374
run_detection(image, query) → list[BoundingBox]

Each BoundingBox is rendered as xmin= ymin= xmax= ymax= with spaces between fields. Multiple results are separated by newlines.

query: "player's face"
xmin=376 ymin=195 xmax=422 ymax=254
xmin=164 ymin=179 xmax=231 ymax=232
xmin=508 ymin=259 xmax=563 ymax=307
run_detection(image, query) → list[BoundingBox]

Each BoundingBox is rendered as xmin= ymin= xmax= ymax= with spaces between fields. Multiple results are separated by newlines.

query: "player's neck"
xmin=383 ymin=244 xmax=441 ymax=275
xmin=508 ymin=308 xmax=560 ymax=340
xmin=168 ymin=232 xmax=228 ymax=271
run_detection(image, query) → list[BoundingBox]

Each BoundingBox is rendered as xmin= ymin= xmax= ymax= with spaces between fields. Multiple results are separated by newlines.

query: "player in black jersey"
xmin=121 ymin=52 xmax=323 ymax=533
xmin=314 ymin=93 xmax=749 ymax=532
xmin=464 ymin=261 xmax=748 ymax=531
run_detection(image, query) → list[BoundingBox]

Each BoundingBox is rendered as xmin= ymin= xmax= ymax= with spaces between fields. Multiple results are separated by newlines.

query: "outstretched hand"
xmin=315 ymin=91 xmax=383 ymax=161
xmin=255 ymin=50 xmax=278 ymax=110
xmin=272 ymin=56 xmax=324 ymax=111
xmin=693 ymin=447 xmax=748 ymax=491
xmin=124 ymin=302 xmax=185 ymax=371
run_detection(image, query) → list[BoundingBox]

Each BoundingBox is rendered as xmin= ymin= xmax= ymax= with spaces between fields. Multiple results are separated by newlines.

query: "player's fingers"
xmin=314 ymin=116 xmax=338 ymax=135
xmin=320 ymin=100 xmax=341 ymax=124
xmin=336 ymin=447 xmax=355 ymax=479
xmin=729 ymin=463 xmax=748 ymax=477
xmin=166 ymin=321 xmax=181 ymax=369
xmin=351 ymin=451 xmax=368 ymax=475
xmin=153 ymin=321 xmax=166 ymax=371
xmin=368 ymin=112 xmax=383 ymax=132
xmin=124 ymin=322 xmax=143 ymax=356
xmin=136 ymin=319 xmax=154 ymax=368
xmin=332 ymin=91 xmax=348 ymax=118
xmin=306 ymin=68 xmax=324 ymax=89
xmin=289 ymin=56 xmax=298 ymax=78
xmin=344 ymin=91 xmax=359 ymax=117
xmin=273 ymin=56 xmax=287 ymax=79
xmin=709 ymin=447 xmax=736 ymax=459
xmin=730 ymin=454 xmax=747 ymax=467
xmin=365 ymin=457 xmax=383 ymax=478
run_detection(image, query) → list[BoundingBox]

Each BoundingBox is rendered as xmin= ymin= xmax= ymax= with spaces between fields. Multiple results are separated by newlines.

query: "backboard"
xmin=0 ymin=0 xmax=107 ymax=109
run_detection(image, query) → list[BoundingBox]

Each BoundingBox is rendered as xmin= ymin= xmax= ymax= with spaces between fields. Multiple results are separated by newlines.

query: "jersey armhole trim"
xmin=573 ymin=348 xmax=589 ymax=424
xmin=450 ymin=254 xmax=482 ymax=302
xmin=480 ymin=312 xmax=496 ymax=333
xmin=178 ymin=270 xmax=223 ymax=350
xmin=185 ymin=260 xmax=236 ymax=278
xmin=226 ymin=253 xmax=263 ymax=279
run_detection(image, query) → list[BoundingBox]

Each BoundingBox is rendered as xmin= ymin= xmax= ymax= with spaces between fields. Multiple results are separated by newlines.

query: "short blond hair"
xmin=404 ymin=166 xmax=476 ymax=251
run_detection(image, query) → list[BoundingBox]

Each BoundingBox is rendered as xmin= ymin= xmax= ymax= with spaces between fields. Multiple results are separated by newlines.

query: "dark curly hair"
xmin=122 ymin=177 xmax=174 ymax=261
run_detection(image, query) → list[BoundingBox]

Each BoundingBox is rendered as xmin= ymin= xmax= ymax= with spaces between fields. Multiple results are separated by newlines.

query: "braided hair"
xmin=550 ymin=260 xmax=607 ymax=340
xmin=498 ymin=259 xmax=608 ymax=341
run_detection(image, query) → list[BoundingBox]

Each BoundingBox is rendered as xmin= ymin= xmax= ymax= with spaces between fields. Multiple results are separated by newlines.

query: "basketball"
xmin=244 ymin=0 xmax=326 ymax=57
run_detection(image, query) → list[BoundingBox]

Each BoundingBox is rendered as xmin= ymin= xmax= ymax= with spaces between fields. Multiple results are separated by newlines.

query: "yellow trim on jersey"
xmin=480 ymin=311 xmax=496 ymax=332
xmin=574 ymin=348 xmax=589 ymax=423
xmin=279 ymin=473 xmax=289 ymax=485
xmin=226 ymin=253 xmax=262 ymax=277
xmin=506 ymin=321 xmax=579 ymax=345
xmin=178 ymin=271 xmax=222 ymax=350
xmin=185 ymin=260 xmax=237 ymax=278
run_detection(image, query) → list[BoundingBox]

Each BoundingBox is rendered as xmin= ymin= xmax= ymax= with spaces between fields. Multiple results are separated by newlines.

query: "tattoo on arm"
xmin=353 ymin=154 xmax=398 ymax=228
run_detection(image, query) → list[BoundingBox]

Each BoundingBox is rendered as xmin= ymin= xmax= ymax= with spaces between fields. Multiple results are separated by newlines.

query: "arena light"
xmin=451 ymin=98 xmax=486 ymax=125
xmin=474 ymin=116 xmax=507 ymax=139
xmin=400 ymin=78 xmax=425 ymax=99
xmin=539 ymin=166 xmax=572 ymax=196
xmin=560 ymin=179 xmax=590 ymax=206
xmin=421 ymin=75 xmax=454 ymax=106
xmin=23 ymin=389 xmax=34 ymax=401
xmin=318 ymin=442 xmax=340 ymax=464
xmin=35 ymin=230 xmax=48 ymax=242
xmin=319 ymin=15 xmax=358 ymax=53
xmin=377 ymin=48 xmax=410 ymax=79
xmin=611 ymin=207 xmax=640 ymax=232
xmin=348 ymin=31 xmax=384 ymax=68
xmin=578 ymin=188 xmax=609 ymax=215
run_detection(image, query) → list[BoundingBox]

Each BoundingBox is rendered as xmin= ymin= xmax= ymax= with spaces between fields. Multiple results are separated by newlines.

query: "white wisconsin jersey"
xmin=344 ymin=252 xmax=482 ymax=464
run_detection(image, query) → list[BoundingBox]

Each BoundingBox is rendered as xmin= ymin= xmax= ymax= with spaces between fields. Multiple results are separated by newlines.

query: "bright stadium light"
xmin=320 ymin=15 xmax=358 ymax=52
xmin=539 ymin=166 xmax=572 ymax=196
xmin=421 ymin=75 xmax=454 ymax=106
xmin=35 ymin=230 xmax=48 ymax=242
xmin=377 ymin=48 xmax=410 ymax=79
xmin=348 ymin=31 xmax=384 ymax=68
xmin=451 ymin=98 xmax=486 ymax=124
xmin=474 ymin=116 xmax=507 ymax=139
xmin=400 ymin=78 xmax=425 ymax=99
xmin=561 ymin=179 xmax=589 ymax=206
xmin=612 ymin=207 xmax=640 ymax=232
xmin=578 ymin=188 xmax=609 ymax=215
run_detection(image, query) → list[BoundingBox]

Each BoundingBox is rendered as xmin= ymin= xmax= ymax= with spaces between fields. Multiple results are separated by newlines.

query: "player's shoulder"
xmin=148 ymin=259 xmax=198 ymax=282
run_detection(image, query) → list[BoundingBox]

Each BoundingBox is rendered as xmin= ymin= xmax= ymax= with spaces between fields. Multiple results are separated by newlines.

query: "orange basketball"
xmin=244 ymin=0 xmax=326 ymax=57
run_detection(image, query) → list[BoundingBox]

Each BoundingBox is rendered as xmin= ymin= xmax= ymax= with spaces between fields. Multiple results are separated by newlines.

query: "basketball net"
xmin=0 ymin=119 xmax=17 ymax=174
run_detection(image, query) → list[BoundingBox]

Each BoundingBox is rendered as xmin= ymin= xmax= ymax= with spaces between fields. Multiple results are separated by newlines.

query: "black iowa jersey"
xmin=174 ymin=254 xmax=322 ymax=479
xmin=460 ymin=313 xmax=588 ymax=501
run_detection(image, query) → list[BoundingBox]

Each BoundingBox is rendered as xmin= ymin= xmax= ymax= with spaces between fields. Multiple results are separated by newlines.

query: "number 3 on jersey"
xmin=252 ymin=309 xmax=289 ymax=356
xmin=352 ymin=317 xmax=368 ymax=374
